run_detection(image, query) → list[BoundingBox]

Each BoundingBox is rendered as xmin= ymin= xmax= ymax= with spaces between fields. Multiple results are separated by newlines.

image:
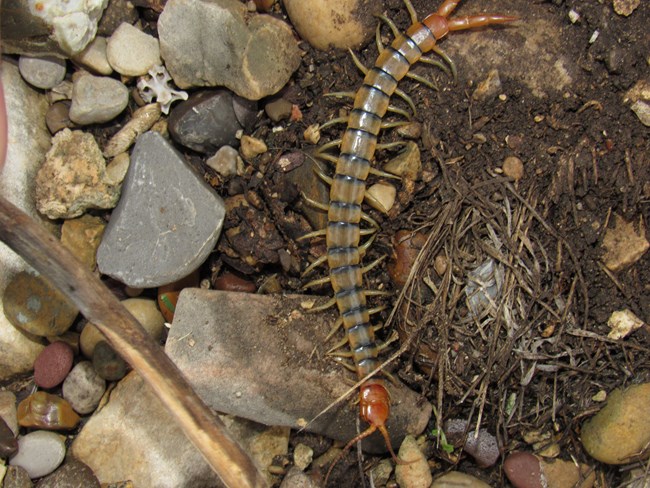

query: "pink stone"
xmin=34 ymin=341 xmax=74 ymax=388
xmin=504 ymin=451 xmax=543 ymax=488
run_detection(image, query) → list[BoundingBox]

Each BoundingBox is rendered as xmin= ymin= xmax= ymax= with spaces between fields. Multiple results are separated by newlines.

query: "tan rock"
xmin=602 ymin=214 xmax=649 ymax=271
xmin=61 ymin=215 xmax=106 ymax=271
xmin=366 ymin=182 xmax=396 ymax=214
xmin=432 ymin=471 xmax=492 ymax=487
xmin=384 ymin=142 xmax=421 ymax=180
xmin=395 ymin=435 xmax=432 ymax=488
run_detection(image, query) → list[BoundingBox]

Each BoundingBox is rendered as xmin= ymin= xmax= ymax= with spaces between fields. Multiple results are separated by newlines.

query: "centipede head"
xmin=324 ymin=382 xmax=411 ymax=485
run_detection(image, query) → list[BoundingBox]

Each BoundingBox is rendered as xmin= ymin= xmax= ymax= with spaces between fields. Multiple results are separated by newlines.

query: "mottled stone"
xmin=601 ymin=214 xmax=649 ymax=272
xmin=60 ymin=215 xmax=106 ymax=271
xmin=35 ymin=129 xmax=120 ymax=219
xmin=3 ymin=465 xmax=34 ymax=488
xmin=35 ymin=458 xmax=100 ymax=487
xmin=33 ymin=341 xmax=75 ymax=388
xmin=9 ymin=431 xmax=67 ymax=479
xmin=0 ymin=391 xmax=19 ymax=435
xmin=0 ymin=415 xmax=18 ymax=458
xmin=92 ymin=341 xmax=128 ymax=381
xmin=3 ymin=271 xmax=79 ymax=337
xmin=97 ymin=131 xmax=226 ymax=288
xmin=62 ymin=361 xmax=107 ymax=414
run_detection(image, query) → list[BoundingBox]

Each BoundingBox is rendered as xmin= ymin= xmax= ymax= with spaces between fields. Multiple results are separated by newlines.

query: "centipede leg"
xmin=320 ymin=116 xmax=349 ymax=131
xmin=303 ymin=275 xmax=331 ymax=289
xmin=309 ymin=295 xmax=338 ymax=312
xmin=297 ymin=228 xmax=327 ymax=241
xmin=302 ymin=254 xmax=328 ymax=277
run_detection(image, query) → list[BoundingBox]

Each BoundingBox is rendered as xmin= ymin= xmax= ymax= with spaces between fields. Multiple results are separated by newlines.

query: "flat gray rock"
xmin=166 ymin=289 xmax=431 ymax=454
xmin=97 ymin=132 xmax=225 ymax=287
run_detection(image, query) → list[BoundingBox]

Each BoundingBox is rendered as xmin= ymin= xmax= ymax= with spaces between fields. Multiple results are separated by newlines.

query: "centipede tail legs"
xmin=312 ymin=1 xmax=516 ymax=483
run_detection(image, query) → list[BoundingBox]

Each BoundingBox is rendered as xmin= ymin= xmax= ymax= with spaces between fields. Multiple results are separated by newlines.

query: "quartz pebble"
xmin=206 ymin=145 xmax=243 ymax=178
xmin=18 ymin=56 xmax=67 ymax=90
xmin=292 ymin=443 xmax=313 ymax=471
xmin=62 ymin=361 xmax=107 ymax=414
xmin=33 ymin=342 xmax=74 ymax=389
xmin=17 ymin=392 xmax=80 ymax=430
xmin=107 ymin=23 xmax=161 ymax=76
xmin=69 ymin=75 xmax=129 ymax=125
xmin=0 ymin=416 xmax=18 ymax=458
xmin=93 ymin=341 xmax=129 ymax=381
xmin=97 ymin=132 xmax=226 ymax=288
xmin=9 ymin=431 xmax=66 ymax=479
xmin=581 ymin=382 xmax=650 ymax=464
xmin=35 ymin=458 xmax=100 ymax=487
xmin=168 ymin=90 xmax=257 ymax=153
xmin=72 ymin=36 xmax=113 ymax=75
xmin=35 ymin=129 xmax=120 ymax=219
xmin=3 ymin=271 xmax=79 ymax=337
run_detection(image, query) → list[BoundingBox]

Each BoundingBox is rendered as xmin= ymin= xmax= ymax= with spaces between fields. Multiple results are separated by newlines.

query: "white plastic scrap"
xmin=28 ymin=0 xmax=108 ymax=55
xmin=137 ymin=65 xmax=188 ymax=115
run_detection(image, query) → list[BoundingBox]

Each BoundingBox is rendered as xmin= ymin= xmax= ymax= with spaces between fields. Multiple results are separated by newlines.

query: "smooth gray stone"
xmin=166 ymin=289 xmax=431 ymax=454
xmin=97 ymin=132 xmax=225 ymax=287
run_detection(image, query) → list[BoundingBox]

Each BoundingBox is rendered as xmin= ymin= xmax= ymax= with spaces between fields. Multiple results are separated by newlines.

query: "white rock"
xmin=206 ymin=145 xmax=241 ymax=178
xmin=0 ymin=391 xmax=18 ymax=435
xmin=69 ymin=74 xmax=129 ymax=125
xmin=18 ymin=56 xmax=67 ymax=89
xmin=62 ymin=361 xmax=107 ymax=414
xmin=366 ymin=182 xmax=397 ymax=214
xmin=0 ymin=63 xmax=51 ymax=380
xmin=9 ymin=431 xmax=66 ymax=479
xmin=607 ymin=309 xmax=645 ymax=340
xmin=73 ymin=36 xmax=113 ymax=75
xmin=107 ymin=23 xmax=161 ymax=76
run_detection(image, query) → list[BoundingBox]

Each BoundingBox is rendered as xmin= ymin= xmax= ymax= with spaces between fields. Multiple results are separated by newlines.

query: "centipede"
xmin=300 ymin=0 xmax=516 ymax=481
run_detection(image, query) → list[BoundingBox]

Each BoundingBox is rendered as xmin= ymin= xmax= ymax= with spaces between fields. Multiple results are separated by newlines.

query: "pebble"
xmin=284 ymin=0 xmax=380 ymax=51
xmin=396 ymin=121 xmax=422 ymax=140
xmin=45 ymin=101 xmax=73 ymax=134
xmin=601 ymin=214 xmax=649 ymax=272
xmin=60 ymin=215 xmax=106 ymax=271
xmin=504 ymin=451 xmax=595 ymax=488
xmin=388 ymin=230 xmax=427 ymax=288
xmin=369 ymin=459 xmax=393 ymax=486
xmin=265 ymin=98 xmax=293 ymax=122
xmin=472 ymin=69 xmax=502 ymax=102
xmin=158 ymin=0 xmax=301 ymax=100
xmin=105 ymin=152 xmax=131 ymax=186
xmin=69 ymin=74 xmax=129 ymax=125
xmin=445 ymin=419 xmax=500 ymax=467
xmin=624 ymin=80 xmax=650 ymax=127
xmin=212 ymin=272 xmax=257 ymax=293
xmin=9 ymin=431 xmax=66 ymax=479
xmin=0 ymin=415 xmax=18 ymax=458
xmin=35 ymin=458 xmax=100 ymax=487
xmin=3 ymin=465 xmax=33 ymax=488
xmin=249 ymin=426 xmax=291 ymax=485
xmin=279 ymin=467 xmax=319 ymax=488
xmin=366 ymin=182 xmax=396 ymax=214
xmin=62 ymin=361 xmax=107 ymax=414
xmin=33 ymin=342 xmax=74 ymax=389
xmin=168 ymin=89 xmax=257 ymax=153
xmin=157 ymin=271 xmax=201 ymax=323
xmin=431 ymin=471 xmax=492 ymax=487
xmin=504 ymin=451 xmax=543 ymax=488
xmin=103 ymin=103 xmax=162 ymax=158
xmin=107 ymin=22 xmax=161 ymax=76
xmin=92 ymin=341 xmax=128 ymax=381
xmin=206 ymin=145 xmax=243 ymax=178
xmin=2 ymin=271 xmax=79 ymax=337
xmin=395 ymin=435 xmax=432 ymax=488
xmin=17 ymin=392 xmax=80 ymax=430
xmin=35 ymin=129 xmax=120 ymax=219
xmin=581 ymin=382 xmax=650 ymax=464
xmin=383 ymin=141 xmax=421 ymax=180
xmin=97 ymin=131 xmax=226 ymax=287
xmin=292 ymin=443 xmax=313 ymax=471
xmin=0 ymin=392 xmax=19 ymax=435
xmin=240 ymin=135 xmax=268 ymax=160
xmin=18 ymin=56 xmax=67 ymax=90
xmin=607 ymin=309 xmax=644 ymax=340
xmin=502 ymin=156 xmax=524 ymax=181
xmin=613 ymin=0 xmax=641 ymax=16
xmin=72 ymin=36 xmax=113 ymax=75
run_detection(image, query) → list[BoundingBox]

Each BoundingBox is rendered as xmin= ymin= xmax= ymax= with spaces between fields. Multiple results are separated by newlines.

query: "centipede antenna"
xmin=302 ymin=254 xmax=329 ymax=277
xmin=303 ymin=275 xmax=331 ymax=289
xmin=320 ymin=116 xmax=349 ymax=131
xmin=297 ymin=228 xmax=327 ymax=241
xmin=368 ymin=166 xmax=402 ymax=180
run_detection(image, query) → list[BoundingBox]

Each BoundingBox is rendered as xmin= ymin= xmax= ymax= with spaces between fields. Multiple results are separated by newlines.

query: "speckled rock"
xmin=92 ymin=341 xmax=128 ymax=381
xmin=2 ymin=465 xmax=34 ymax=488
xmin=0 ymin=415 xmax=18 ymax=458
xmin=60 ymin=215 xmax=106 ymax=271
xmin=34 ymin=129 xmax=120 ymax=219
xmin=158 ymin=0 xmax=301 ymax=100
xmin=18 ymin=56 xmax=67 ymax=90
xmin=107 ymin=23 xmax=161 ymax=76
xmin=33 ymin=342 xmax=75 ymax=388
xmin=3 ymin=271 xmax=79 ymax=337
xmin=284 ymin=0 xmax=381 ymax=51
xmin=9 ymin=431 xmax=67 ymax=479
xmin=445 ymin=419 xmax=500 ymax=467
xmin=96 ymin=131 xmax=226 ymax=288
xmin=581 ymin=383 xmax=650 ymax=464
xmin=62 ymin=361 xmax=107 ymax=414
xmin=69 ymin=75 xmax=129 ymax=125
xmin=17 ymin=393 xmax=80 ymax=431
xmin=35 ymin=458 xmax=100 ymax=487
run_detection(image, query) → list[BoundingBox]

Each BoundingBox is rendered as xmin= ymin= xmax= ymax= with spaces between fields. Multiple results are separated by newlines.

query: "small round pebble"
xmin=18 ymin=55 xmax=67 ymax=89
xmin=62 ymin=361 xmax=107 ymax=414
xmin=502 ymin=156 xmax=524 ymax=181
xmin=9 ymin=430 xmax=66 ymax=479
xmin=33 ymin=341 xmax=74 ymax=388
xmin=0 ymin=415 xmax=18 ymax=458
xmin=69 ymin=74 xmax=129 ymax=125
xmin=504 ymin=451 xmax=543 ymax=488
xmin=72 ymin=36 xmax=113 ymax=75
xmin=93 ymin=340 xmax=128 ymax=381
xmin=45 ymin=101 xmax=73 ymax=134
xmin=35 ymin=458 xmax=101 ymax=488
xmin=212 ymin=272 xmax=257 ymax=293
xmin=107 ymin=22 xmax=161 ymax=76
xmin=206 ymin=145 xmax=242 ymax=178
xmin=265 ymin=98 xmax=293 ymax=122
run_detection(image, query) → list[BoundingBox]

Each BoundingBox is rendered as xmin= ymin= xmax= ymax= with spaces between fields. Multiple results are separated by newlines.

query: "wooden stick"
xmin=0 ymin=196 xmax=268 ymax=488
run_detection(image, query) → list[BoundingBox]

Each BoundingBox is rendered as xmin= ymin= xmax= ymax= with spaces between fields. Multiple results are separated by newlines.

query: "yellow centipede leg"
xmin=302 ymin=254 xmax=328 ymax=277
xmin=303 ymin=275 xmax=331 ymax=289
xmin=297 ymin=228 xmax=326 ymax=241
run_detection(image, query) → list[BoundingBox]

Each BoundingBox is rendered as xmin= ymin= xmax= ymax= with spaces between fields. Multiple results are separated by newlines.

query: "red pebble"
xmin=33 ymin=341 xmax=74 ymax=388
xmin=213 ymin=272 xmax=257 ymax=293
xmin=503 ymin=451 xmax=543 ymax=488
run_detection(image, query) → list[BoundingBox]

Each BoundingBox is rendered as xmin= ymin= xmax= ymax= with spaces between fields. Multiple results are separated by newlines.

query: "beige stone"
xmin=602 ymin=214 xmax=649 ymax=271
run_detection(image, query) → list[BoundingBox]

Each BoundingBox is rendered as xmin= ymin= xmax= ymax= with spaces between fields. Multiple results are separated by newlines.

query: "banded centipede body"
xmin=302 ymin=0 xmax=516 ymax=479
